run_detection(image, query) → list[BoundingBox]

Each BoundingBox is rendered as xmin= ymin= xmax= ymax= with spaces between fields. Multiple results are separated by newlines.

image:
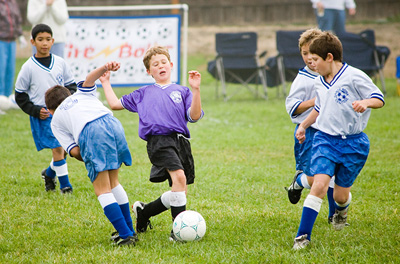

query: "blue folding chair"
xmin=339 ymin=29 xmax=390 ymax=94
xmin=265 ymin=30 xmax=305 ymax=97
xmin=207 ymin=32 xmax=267 ymax=101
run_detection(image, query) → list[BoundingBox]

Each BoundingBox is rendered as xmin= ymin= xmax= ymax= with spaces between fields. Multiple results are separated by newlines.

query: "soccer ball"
xmin=0 ymin=95 xmax=11 ymax=111
xmin=172 ymin=210 xmax=206 ymax=242
xmin=115 ymin=23 xmax=130 ymax=40
xmin=136 ymin=24 xmax=151 ymax=40
xmin=157 ymin=23 xmax=172 ymax=39
xmin=94 ymin=25 xmax=108 ymax=40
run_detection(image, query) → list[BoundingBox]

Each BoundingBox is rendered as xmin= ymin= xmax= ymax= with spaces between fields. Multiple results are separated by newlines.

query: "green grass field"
xmin=1 ymin=56 xmax=399 ymax=263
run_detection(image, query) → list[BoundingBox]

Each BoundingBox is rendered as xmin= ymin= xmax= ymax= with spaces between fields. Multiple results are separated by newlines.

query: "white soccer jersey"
xmin=314 ymin=63 xmax=384 ymax=136
xmin=51 ymin=82 xmax=112 ymax=155
xmin=285 ymin=66 xmax=319 ymax=128
xmin=15 ymin=54 xmax=75 ymax=107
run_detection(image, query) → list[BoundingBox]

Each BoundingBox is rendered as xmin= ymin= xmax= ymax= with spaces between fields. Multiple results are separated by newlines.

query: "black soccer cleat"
xmin=116 ymin=235 xmax=138 ymax=247
xmin=132 ymin=201 xmax=152 ymax=233
xmin=111 ymin=231 xmax=138 ymax=244
xmin=169 ymin=230 xmax=181 ymax=242
xmin=60 ymin=186 xmax=73 ymax=194
xmin=41 ymin=169 xmax=56 ymax=192
xmin=285 ymin=170 xmax=304 ymax=204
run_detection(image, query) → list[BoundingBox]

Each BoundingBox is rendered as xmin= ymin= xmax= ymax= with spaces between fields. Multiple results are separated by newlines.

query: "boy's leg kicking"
xmin=133 ymin=169 xmax=187 ymax=236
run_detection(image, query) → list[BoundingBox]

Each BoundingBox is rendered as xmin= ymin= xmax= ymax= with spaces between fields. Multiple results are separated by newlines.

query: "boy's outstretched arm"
xmin=100 ymin=71 xmax=124 ymax=110
xmin=188 ymin=70 xmax=202 ymax=121
xmin=82 ymin=61 xmax=120 ymax=87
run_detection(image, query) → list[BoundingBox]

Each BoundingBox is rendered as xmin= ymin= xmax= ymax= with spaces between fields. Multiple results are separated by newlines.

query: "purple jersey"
xmin=121 ymin=83 xmax=197 ymax=140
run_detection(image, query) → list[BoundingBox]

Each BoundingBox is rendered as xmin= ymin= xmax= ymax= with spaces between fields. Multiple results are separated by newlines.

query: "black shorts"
xmin=146 ymin=133 xmax=195 ymax=186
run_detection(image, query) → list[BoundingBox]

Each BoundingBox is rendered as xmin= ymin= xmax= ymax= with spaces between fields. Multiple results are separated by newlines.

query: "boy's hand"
xmin=104 ymin=61 xmax=121 ymax=72
xmin=352 ymin=100 xmax=368 ymax=113
xmin=188 ymin=71 xmax=201 ymax=90
xmin=99 ymin=71 xmax=111 ymax=83
xmin=295 ymin=126 xmax=306 ymax=144
xmin=39 ymin=107 xmax=50 ymax=120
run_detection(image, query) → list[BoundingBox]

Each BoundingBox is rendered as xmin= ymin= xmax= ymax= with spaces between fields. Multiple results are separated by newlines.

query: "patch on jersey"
xmin=334 ymin=87 xmax=349 ymax=104
xmin=60 ymin=98 xmax=78 ymax=110
xmin=56 ymin=74 xmax=64 ymax=85
xmin=170 ymin=91 xmax=182 ymax=103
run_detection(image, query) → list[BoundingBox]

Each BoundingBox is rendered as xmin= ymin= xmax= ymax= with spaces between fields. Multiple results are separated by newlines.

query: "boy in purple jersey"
xmin=292 ymin=32 xmax=384 ymax=250
xmin=45 ymin=61 xmax=137 ymax=246
xmin=102 ymin=46 xmax=204 ymax=241
xmin=285 ymin=28 xmax=336 ymax=223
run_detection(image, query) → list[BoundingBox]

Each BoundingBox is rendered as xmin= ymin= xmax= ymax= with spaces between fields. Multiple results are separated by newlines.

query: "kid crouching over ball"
xmin=45 ymin=61 xmax=137 ymax=246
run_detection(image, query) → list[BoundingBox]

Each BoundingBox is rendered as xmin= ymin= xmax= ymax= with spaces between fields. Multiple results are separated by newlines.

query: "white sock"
xmin=170 ymin=191 xmax=186 ymax=207
xmin=161 ymin=191 xmax=172 ymax=209
xmin=111 ymin=184 xmax=129 ymax=205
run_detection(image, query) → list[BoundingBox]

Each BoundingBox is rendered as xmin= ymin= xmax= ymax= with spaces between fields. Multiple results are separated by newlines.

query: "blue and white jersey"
xmin=314 ymin=63 xmax=384 ymax=136
xmin=51 ymin=81 xmax=112 ymax=155
xmin=285 ymin=66 xmax=319 ymax=128
xmin=15 ymin=54 xmax=75 ymax=107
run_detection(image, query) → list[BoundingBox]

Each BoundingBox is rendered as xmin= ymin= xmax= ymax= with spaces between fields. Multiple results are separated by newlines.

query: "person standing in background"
xmin=27 ymin=0 xmax=69 ymax=58
xmin=310 ymin=0 xmax=356 ymax=36
xmin=0 ymin=0 xmax=27 ymax=104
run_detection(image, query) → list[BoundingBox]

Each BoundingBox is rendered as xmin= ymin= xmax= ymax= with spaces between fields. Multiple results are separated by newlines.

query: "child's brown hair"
xmin=298 ymin=28 xmax=323 ymax=51
xmin=45 ymin=85 xmax=71 ymax=110
xmin=309 ymin=31 xmax=343 ymax=62
xmin=142 ymin=46 xmax=171 ymax=70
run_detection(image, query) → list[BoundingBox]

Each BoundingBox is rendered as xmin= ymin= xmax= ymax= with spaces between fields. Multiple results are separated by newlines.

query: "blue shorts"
xmin=310 ymin=131 xmax=370 ymax=188
xmin=79 ymin=114 xmax=132 ymax=183
xmin=30 ymin=115 xmax=61 ymax=151
xmin=294 ymin=125 xmax=318 ymax=176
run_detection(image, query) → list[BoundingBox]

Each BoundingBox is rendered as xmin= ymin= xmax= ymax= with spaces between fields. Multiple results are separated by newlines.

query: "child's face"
xmin=301 ymin=44 xmax=316 ymax=71
xmin=31 ymin=32 xmax=54 ymax=57
xmin=311 ymin=53 xmax=329 ymax=76
xmin=147 ymin=54 xmax=173 ymax=85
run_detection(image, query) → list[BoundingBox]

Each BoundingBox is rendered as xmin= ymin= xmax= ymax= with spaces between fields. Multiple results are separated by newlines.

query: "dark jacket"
xmin=0 ymin=0 xmax=23 ymax=41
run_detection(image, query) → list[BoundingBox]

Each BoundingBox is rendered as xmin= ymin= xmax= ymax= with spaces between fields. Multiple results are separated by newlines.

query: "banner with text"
xmin=65 ymin=15 xmax=181 ymax=87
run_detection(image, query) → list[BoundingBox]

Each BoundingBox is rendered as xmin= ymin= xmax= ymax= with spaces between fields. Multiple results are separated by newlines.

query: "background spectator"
xmin=0 ymin=0 xmax=27 ymax=101
xmin=27 ymin=0 xmax=69 ymax=58
xmin=311 ymin=0 xmax=356 ymax=35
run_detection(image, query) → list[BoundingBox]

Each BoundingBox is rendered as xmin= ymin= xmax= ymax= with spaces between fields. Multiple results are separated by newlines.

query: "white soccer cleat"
xmin=332 ymin=210 xmax=348 ymax=231
xmin=293 ymin=234 xmax=310 ymax=250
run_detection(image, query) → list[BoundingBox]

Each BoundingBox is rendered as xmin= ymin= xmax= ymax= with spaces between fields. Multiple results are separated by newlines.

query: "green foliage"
xmin=1 ymin=56 xmax=399 ymax=263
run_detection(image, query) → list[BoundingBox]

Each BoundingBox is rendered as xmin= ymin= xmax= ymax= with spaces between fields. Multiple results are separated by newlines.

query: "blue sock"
xmin=295 ymin=172 xmax=304 ymax=188
xmin=120 ymin=203 xmax=135 ymax=234
xmin=53 ymin=159 xmax=72 ymax=189
xmin=296 ymin=195 xmax=322 ymax=240
xmin=327 ymin=187 xmax=335 ymax=218
xmin=46 ymin=166 xmax=56 ymax=178
xmin=104 ymin=203 xmax=133 ymax=239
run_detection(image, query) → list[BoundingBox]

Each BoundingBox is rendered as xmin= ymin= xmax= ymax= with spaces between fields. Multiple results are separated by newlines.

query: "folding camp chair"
xmin=207 ymin=32 xmax=268 ymax=101
xmin=339 ymin=29 xmax=390 ymax=94
xmin=265 ymin=30 xmax=305 ymax=97
xmin=265 ymin=29 xmax=390 ymax=95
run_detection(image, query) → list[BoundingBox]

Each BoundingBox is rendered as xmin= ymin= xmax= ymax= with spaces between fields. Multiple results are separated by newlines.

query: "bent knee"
xmin=169 ymin=169 xmax=186 ymax=184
